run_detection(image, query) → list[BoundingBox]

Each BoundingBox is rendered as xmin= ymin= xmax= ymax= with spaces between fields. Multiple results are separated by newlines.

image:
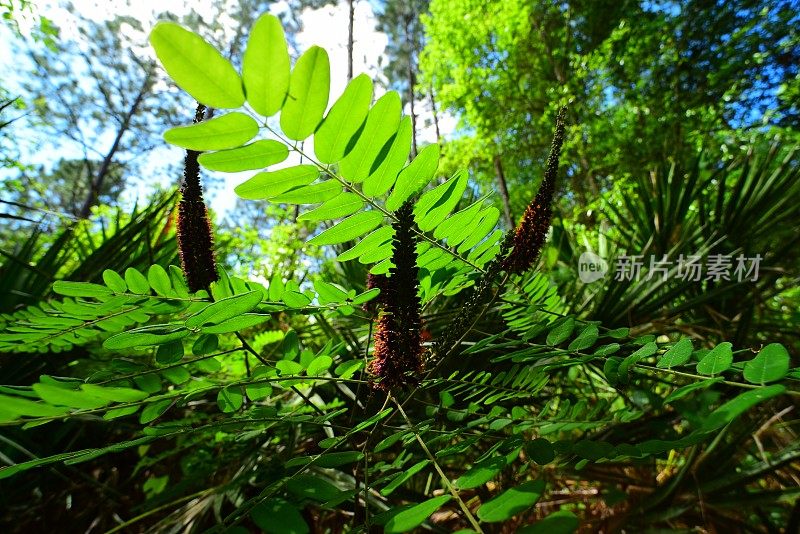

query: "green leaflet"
xmin=384 ymin=495 xmax=452 ymax=534
xmin=102 ymin=270 xmax=126 ymax=293
xmin=414 ymin=170 xmax=468 ymax=232
xmin=363 ymin=116 xmax=413 ymax=196
xmin=33 ymin=383 xmax=109 ymax=409
xmin=518 ymin=511 xmax=580 ymax=534
xmin=657 ymin=338 xmax=693 ymax=368
xmin=297 ymin=193 xmax=363 ymax=221
xmin=147 ymin=265 xmax=171 ymax=296
xmin=200 ymin=314 xmax=270 ymax=334
xmin=700 ymin=384 xmax=785 ymax=432
xmin=80 ymin=384 xmax=149 ymax=403
xmin=104 ymin=325 xmax=190 ymax=350
xmin=546 ymin=317 xmax=575 ymax=346
xmin=696 ymin=342 xmax=733 ymax=376
xmin=314 ymin=73 xmax=373 ymax=163
xmin=434 ymin=199 xmax=483 ymax=241
xmin=386 ymin=143 xmax=440 ymax=211
xmin=198 ymin=140 xmax=288 ymax=172
xmin=743 ymin=343 xmax=790 ymax=384
xmin=52 ymin=281 xmax=112 ymax=298
xmin=251 ymin=499 xmax=309 ymax=534
xmin=477 ymin=479 xmax=546 ymax=522
xmin=270 ymin=180 xmax=341 ymax=204
xmin=568 ymin=325 xmax=599 ymax=351
xmin=125 ymin=267 xmax=150 ymax=294
xmin=339 ymin=92 xmax=402 ymax=183
xmin=139 ymin=399 xmax=173 ymax=424
xmin=280 ymin=46 xmax=330 ymax=141
xmin=0 ymin=393 xmax=70 ymax=418
xmin=185 ymin=291 xmax=263 ymax=328
xmin=242 ymin=13 xmax=290 ymax=117
xmin=314 ymin=280 xmax=349 ymax=304
xmin=457 ymin=208 xmax=500 ymax=253
xmin=455 ymin=456 xmax=505 ymax=489
xmin=337 ymin=226 xmax=393 ymax=262
xmin=149 ymin=22 xmax=244 ymax=109
xmin=217 ymin=386 xmax=243 ymax=413
xmin=235 ymin=165 xmax=319 ymax=200
xmin=663 ymin=378 xmax=723 ymax=405
xmin=164 ymin=112 xmax=258 ymax=151
xmin=308 ymin=210 xmax=384 ymax=246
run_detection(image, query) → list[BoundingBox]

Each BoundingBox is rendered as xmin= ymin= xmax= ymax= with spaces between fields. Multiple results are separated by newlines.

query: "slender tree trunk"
xmin=429 ymin=87 xmax=441 ymax=141
xmin=405 ymin=17 xmax=417 ymax=157
xmin=78 ymin=74 xmax=150 ymax=219
xmin=347 ymin=0 xmax=355 ymax=82
xmin=493 ymin=155 xmax=514 ymax=228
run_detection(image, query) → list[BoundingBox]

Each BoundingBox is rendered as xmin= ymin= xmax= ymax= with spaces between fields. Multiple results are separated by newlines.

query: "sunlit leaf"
xmin=315 ymin=73 xmax=373 ymax=163
xmin=150 ymin=22 xmax=244 ymax=108
xmin=242 ymin=13 xmax=290 ymax=117
xmin=198 ymin=140 xmax=288 ymax=172
xmin=164 ymin=112 xmax=258 ymax=151
xmin=280 ymin=46 xmax=330 ymax=141
xmin=235 ymin=165 xmax=319 ymax=200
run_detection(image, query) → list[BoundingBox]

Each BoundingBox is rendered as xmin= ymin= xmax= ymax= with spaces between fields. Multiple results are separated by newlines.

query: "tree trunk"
xmin=347 ymin=0 xmax=355 ymax=82
xmin=494 ymin=155 xmax=514 ymax=228
xmin=405 ymin=17 xmax=418 ymax=158
xmin=78 ymin=74 xmax=149 ymax=219
xmin=429 ymin=87 xmax=441 ymax=142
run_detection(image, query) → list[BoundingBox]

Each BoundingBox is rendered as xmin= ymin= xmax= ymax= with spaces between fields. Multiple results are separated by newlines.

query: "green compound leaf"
xmin=315 ymin=73 xmax=373 ymax=164
xmin=386 ymin=143 xmax=440 ymax=211
xmin=308 ymin=210 xmax=384 ymax=246
xmin=743 ymin=343 xmax=790 ymax=385
xmin=104 ymin=325 xmax=190 ymax=350
xmin=280 ymin=46 xmax=330 ymax=141
xmin=150 ymin=22 xmax=244 ymax=109
xmin=657 ymin=338 xmax=693 ymax=369
xmin=217 ymin=386 xmax=243 ymax=413
xmin=198 ymin=140 xmax=288 ymax=172
xmin=298 ymin=193 xmax=363 ymax=222
xmin=384 ymin=495 xmax=452 ymax=534
xmin=339 ymin=91 xmax=402 ymax=183
xmin=164 ymin=112 xmax=258 ymax=151
xmin=696 ymin=342 xmax=733 ymax=376
xmin=185 ymin=291 xmax=263 ymax=329
xmin=235 ymin=165 xmax=319 ymax=200
xmin=242 ymin=13 xmax=290 ymax=117
xmin=477 ymin=479 xmax=546 ymax=522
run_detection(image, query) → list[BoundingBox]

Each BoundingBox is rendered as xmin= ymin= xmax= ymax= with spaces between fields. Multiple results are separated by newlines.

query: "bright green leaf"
xmin=150 ymin=22 xmax=244 ymax=108
xmin=235 ymin=165 xmax=319 ymax=200
xmin=339 ymin=92 xmax=402 ymax=183
xmin=242 ymin=14 xmax=290 ymax=117
xmin=385 ymin=495 xmax=452 ymax=534
xmin=198 ymin=140 xmax=288 ymax=172
xmin=308 ymin=210 xmax=383 ymax=246
xmin=386 ymin=143 xmax=440 ymax=211
xmin=164 ymin=112 xmax=258 ymax=151
xmin=477 ymin=479 xmax=546 ymax=523
xmin=743 ymin=343 xmax=790 ymax=385
xmin=280 ymin=46 xmax=330 ymax=141
xmin=315 ymin=73 xmax=373 ymax=163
